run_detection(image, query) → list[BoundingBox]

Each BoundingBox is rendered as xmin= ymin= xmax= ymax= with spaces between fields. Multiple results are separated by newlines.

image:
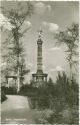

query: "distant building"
xmin=32 ymin=29 xmax=48 ymax=87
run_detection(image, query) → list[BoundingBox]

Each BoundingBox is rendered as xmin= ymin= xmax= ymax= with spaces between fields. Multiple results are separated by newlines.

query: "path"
xmin=1 ymin=95 xmax=35 ymax=124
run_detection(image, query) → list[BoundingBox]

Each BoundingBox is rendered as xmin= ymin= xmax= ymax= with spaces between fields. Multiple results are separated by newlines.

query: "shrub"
xmin=1 ymin=91 xmax=7 ymax=103
xmin=1 ymin=86 xmax=17 ymax=95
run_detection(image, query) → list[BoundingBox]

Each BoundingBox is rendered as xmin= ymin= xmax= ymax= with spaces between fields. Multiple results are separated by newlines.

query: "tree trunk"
xmin=70 ymin=62 xmax=73 ymax=84
xmin=17 ymin=66 xmax=20 ymax=92
xmin=14 ymin=28 xmax=21 ymax=93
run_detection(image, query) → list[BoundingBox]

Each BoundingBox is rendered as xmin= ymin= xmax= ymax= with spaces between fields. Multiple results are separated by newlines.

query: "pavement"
xmin=1 ymin=95 xmax=35 ymax=124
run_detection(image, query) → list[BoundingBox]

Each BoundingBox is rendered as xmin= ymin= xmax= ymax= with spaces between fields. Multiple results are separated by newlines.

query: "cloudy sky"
xmin=1 ymin=1 xmax=79 ymax=82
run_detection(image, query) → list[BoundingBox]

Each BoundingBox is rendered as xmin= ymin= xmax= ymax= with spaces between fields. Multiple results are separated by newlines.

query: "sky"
xmin=1 ymin=1 xmax=79 ymax=82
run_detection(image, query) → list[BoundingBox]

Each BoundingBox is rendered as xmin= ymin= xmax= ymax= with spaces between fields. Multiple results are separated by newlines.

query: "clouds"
xmin=34 ymin=2 xmax=51 ymax=15
xmin=56 ymin=66 xmax=64 ymax=71
xmin=42 ymin=21 xmax=59 ymax=32
xmin=42 ymin=65 xmax=46 ymax=70
xmin=27 ymin=62 xmax=33 ymax=67
xmin=48 ymin=23 xmax=59 ymax=32
xmin=23 ymin=21 xmax=32 ymax=29
xmin=49 ymin=47 xmax=61 ymax=51
xmin=20 ymin=20 xmax=32 ymax=33
xmin=34 ymin=2 xmax=59 ymax=33
xmin=50 ymin=66 xmax=64 ymax=72
xmin=0 ymin=13 xmax=14 ymax=30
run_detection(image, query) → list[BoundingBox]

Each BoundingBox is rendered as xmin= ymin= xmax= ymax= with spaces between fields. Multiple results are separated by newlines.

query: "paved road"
xmin=1 ymin=95 xmax=35 ymax=124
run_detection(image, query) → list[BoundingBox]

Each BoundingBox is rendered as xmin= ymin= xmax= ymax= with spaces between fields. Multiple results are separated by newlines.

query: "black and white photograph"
xmin=0 ymin=0 xmax=79 ymax=124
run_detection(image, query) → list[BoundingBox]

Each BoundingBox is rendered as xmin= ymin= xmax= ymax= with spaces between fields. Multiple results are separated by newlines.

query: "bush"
xmin=1 ymin=91 xmax=7 ymax=103
xmin=55 ymin=72 xmax=79 ymax=107
xmin=20 ymin=72 xmax=79 ymax=109
xmin=19 ymin=72 xmax=79 ymax=124
xmin=19 ymin=84 xmax=38 ymax=96
xmin=1 ymin=86 xmax=17 ymax=95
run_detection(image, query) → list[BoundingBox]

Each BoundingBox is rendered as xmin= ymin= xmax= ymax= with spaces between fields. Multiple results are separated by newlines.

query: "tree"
xmin=55 ymin=23 xmax=79 ymax=80
xmin=1 ymin=1 xmax=33 ymax=92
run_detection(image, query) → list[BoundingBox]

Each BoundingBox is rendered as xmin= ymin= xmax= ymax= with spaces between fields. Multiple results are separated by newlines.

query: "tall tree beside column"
xmin=1 ymin=2 xmax=33 ymax=92
xmin=55 ymin=23 xmax=79 ymax=81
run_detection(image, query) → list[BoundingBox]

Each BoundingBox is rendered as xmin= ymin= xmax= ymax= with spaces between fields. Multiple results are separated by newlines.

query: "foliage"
xmin=19 ymin=71 xmax=79 ymax=124
xmin=33 ymin=109 xmax=53 ymax=124
xmin=46 ymin=106 xmax=79 ymax=124
xmin=55 ymin=23 xmax=79 ymax=78
xmin=1 ymin=86 xmax=17 ymax=95
xmin=1 ymin=2 xmax=33 ymax=90
xmin=1 ymin=91 xmax=7 ymax=103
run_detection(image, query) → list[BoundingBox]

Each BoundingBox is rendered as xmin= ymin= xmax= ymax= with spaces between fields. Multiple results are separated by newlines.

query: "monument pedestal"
xmin=32 ymin=70 xmax=48 ymax=87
